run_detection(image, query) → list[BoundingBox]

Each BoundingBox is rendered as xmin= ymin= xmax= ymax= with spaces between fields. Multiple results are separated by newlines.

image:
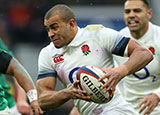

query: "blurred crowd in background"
xmin=1 ymin=0 xmax=160 ymax=48
xmin=0 ymin=0 xmax=126 ymax=47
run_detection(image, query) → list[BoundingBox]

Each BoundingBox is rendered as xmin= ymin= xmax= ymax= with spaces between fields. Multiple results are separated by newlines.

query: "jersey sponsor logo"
xmin=53 ymin=55 xmax=64 ymax=63
xmin=149 ymin=47 xmax=155 ymax=55
xmin=81 ymin=44 xmax=91 ymax=56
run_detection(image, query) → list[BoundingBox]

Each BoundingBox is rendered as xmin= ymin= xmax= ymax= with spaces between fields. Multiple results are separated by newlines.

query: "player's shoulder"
xmin=84 ymin=24 xmax=115 ymax=32
xmin=151 ymin=23 xmax=160 ymax=41
xmin=83 ymin=24 xmax=119 ymax=37
xmin=119 ymin=27 xmax=129 ymax=34
xmin=152 ymin=23 xmax=160 ymax=32
xmin=119 ymin=27 xmax=131 ymax=38
xmin=40 ymin=42 xmax=51 ymax=52
xmin=84 ymin=24 xmax=104 ymax=30
xmin=39 ymin=42 xmax=56 ymax=56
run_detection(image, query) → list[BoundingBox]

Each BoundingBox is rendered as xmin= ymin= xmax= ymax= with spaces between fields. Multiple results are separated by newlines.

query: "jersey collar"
xmin=67 ymin=27 xmax=85 ymax=47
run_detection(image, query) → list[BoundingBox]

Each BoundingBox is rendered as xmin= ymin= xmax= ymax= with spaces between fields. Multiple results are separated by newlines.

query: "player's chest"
xmin=52 ymin=42 xmax=110 ymax=69
xmin=51 ymin=42 xmax=111 ymax=84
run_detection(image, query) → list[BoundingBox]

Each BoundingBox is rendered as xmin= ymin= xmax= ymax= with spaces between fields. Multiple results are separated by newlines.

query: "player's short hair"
xmin=142 ymin=0 xmax=150 ymax=8
xmin=44 ymin=4 xmax=76 ymax=23
xmin=126 ymin=0 xmax=150 ymax=9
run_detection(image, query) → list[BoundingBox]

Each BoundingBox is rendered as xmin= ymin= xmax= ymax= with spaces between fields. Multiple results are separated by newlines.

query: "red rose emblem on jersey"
xmin=81 ymin=44 xmax=91 ymax=56
xmin=149 ymin=47 xmax=155 ymax=55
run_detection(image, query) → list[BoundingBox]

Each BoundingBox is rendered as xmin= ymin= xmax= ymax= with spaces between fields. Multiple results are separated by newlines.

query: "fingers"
xmin=31 ymin=107 xmax=44 ymax=115
xmin=143 ymin=104 xmax=154 ymax=115
xmin=98 ymin=71 xmax=110 ymax=90
xmin=72 ymin=87 xmax=91 ymax=100
xmin=72 ymin=80 xmax=87 ymax=94
xmin=99 ymin=71 xmax=116 ymax=95
xmin=98 ymin=70 xmax=110 ymax=81
xmin=137 ymin=94 xmax=159 ymax=115
xmin=137 ymin=98 xmax=146 ymax=108
xmin=104 ymin=77 xmax=115 ymax=92
xmin=39 ymin=108 xmax=44 ymax=114
xmin=71 ymin=80 xmax=92 ymax=101
xmin=73 ymin=93 xmax=91 ymax=100
xmin=138 ymin=100 xmax=150 ymax=114
xmin=30 ymin=108 xmax=33 ymax=115
xmin=30 ymin=100 xmax=44 ymax=115
xmin=73 ymin=80 xmax=80 ymax=88
xmin=34 ymin=107 xmax=44 ymax=115
xmin=138 ymin=103 xmax=155 ymax=115
xmin=34 ymin=107 xmax=39 ymax=115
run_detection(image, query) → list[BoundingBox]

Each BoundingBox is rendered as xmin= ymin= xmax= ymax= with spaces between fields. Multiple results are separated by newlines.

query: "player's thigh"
xmin=101 ymin=96 xmax=138 ymax=115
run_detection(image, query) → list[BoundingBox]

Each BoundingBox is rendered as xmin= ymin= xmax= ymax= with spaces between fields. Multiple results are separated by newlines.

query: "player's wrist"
xmin=116 ymin=64 xmax=129 ymax=78
xmin=27 ymin=89 xmax=38 ymax=103
xmin=153 ymin=90 xmax=160 ymax=102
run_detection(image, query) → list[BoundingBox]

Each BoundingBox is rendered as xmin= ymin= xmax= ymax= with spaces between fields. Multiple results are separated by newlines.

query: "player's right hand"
xmin=30 ymin=100 xmax=43 ymax=115
xmin=99 ymin=68 xmax=122 ymax=95
xmin=68 ymin=80 xmax=92 ymax=101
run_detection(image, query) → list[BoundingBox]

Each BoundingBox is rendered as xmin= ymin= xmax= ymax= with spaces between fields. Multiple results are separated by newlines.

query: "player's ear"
xmin=147 ymin=8 xmax=152 ymax=19
xmin=68 ymin=19 xmax=76 ymax=30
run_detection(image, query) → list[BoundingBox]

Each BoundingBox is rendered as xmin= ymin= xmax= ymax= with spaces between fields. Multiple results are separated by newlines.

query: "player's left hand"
xmin=30 ymin=100 xmax=43 ymax=115
xmin=137 ymin=94 xmax=159 ymax=115
xmin=99 ymin=68 xmax=123 ymax=95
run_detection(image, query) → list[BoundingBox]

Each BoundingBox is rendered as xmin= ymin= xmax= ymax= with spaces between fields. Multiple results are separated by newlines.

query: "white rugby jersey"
xmin=38 ymin=25 xmax=132 ymax=115
xmin=114 ymin=22 xmax=160 ymax=114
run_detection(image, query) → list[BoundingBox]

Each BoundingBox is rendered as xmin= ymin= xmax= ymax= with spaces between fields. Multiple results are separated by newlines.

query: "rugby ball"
xmin=76 ymin=65 xmax=112 ymax=104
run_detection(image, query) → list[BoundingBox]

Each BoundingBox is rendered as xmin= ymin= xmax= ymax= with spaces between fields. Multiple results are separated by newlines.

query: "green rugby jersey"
xmin=0 ymin=39 xmax=16 ymax=110
xmin=0 ymin=83 xmax=8 ymax=110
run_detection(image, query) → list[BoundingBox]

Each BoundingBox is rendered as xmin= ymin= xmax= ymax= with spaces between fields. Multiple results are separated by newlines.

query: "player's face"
xmin=44 ymin=15 xmax=74 ymax=48
xmin=124 ymin=0 xmax=152 ymax=33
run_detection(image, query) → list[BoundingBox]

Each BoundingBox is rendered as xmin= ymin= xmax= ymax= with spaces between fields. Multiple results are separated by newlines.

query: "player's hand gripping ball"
xmin=76 ymin=65 xmax=112 ymax=104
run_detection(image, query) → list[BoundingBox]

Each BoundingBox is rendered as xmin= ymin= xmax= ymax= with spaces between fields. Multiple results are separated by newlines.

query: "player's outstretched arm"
xmin=99 ymin=39 xmax=153 ymax=94
xmin=122 ymin=39 xmax=153 ymax=75
xmin=1 ymin=52 xmax=43 ymax=115
xmin=6 ymin=58 xmax=35 ymax=92
xmin=36 ymin=78 xmax=91 ymax=111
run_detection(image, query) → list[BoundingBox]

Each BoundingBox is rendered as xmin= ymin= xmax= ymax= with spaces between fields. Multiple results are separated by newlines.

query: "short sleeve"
xmin=37 ymin=48 xmax=57 ymax=80
xmin=0 ymin=50 xmax=13 ymax=74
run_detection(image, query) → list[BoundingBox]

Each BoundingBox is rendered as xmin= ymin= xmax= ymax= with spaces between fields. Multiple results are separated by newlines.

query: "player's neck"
xmin=130 ymin=25 xmax=149 ymax=40
xmin=130 ymin=31 xmax=145 ymax=40
xmin=72 ymin=26 xmax=78 ymax=40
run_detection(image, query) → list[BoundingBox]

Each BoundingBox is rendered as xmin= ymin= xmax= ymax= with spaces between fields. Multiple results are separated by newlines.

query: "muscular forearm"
xmin=117 ymin=48 xmax=153 ymax=78
xmin=126 ymin=48 xmax=153 ymax=74
xmin=14 ymin=78 xmax=27 ymax=102
xmin=7 ymin=58 xmax=35 ymax=92
xmin=38 ymin=89 xmax=71 ymax=111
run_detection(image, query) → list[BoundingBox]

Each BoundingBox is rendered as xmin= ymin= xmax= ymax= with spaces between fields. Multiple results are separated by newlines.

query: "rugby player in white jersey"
xmin=36 ymin=4 xmax=153 ymax=115
xmin=114 ymin=0 xmax=160 ymax=114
